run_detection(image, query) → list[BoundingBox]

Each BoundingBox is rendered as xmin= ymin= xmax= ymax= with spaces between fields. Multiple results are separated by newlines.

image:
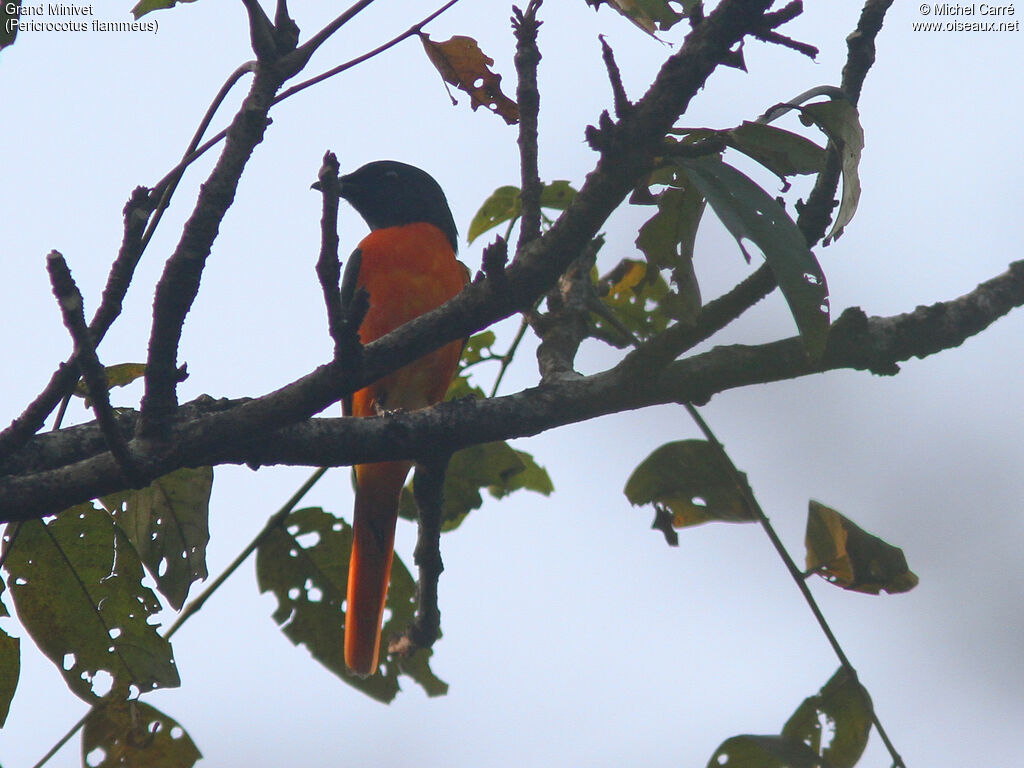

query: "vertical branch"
xmin=313 ymin=151 xmax=347 ymax=359
xmin=392 ymin=454 xmax=451 ymax=656
xmin=137 ymin=68 xmax=284 ymax=440
xmin=797 ymin=0 xmax=893 ymax=246
xmin=512 ymin=0 xmax=543 ymax=253
xmin=46 ymin=252 xmax=137 ymax=480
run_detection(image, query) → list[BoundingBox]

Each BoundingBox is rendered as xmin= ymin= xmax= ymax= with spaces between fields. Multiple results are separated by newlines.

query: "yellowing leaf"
xmin=596 ymin=259 xmax=676 ymax=342
xmin=82 ymin=700 xmax=201 ymax=768
xmin=624 ymin=440 xmax=756 ymax=529
xmin=805 ymin=500 xmax=919 ymax=594
xmin=782 ymin=667 xmax=873 ymax=768
xmin=73 ymin=362 xmax=147 ymax=406
xmin=420 ymin=34 xmax=519 ymax=124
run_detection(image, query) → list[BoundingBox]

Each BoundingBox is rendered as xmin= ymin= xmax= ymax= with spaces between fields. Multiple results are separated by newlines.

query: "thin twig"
xmin=489 ymin=316 xmax=529 ymax=397
xmin=275 ymin=0 xmax=462 ymax=105
xmin=30 ymin=707 xmax=91 ymax=768
xmin=683 ymin=403 xmax=906 ymax=768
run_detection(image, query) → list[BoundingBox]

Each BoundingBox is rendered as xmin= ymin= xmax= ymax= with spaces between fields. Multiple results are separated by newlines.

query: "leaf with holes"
xmin=782 ymin=667 xmax=873 ymax=768
xmin=800 ymin=100 xmax=864 ymax=244
xmin=255 ymin=507 xmax=446 ymax=702
xmin=82 ymin=700 xmax=201 ymax=768
xmin=679 ymin=155 xmax=830 ymax=360
xmin=398 ymin=442 xmax=553 ymax=532
xmin=706 ymin=734 xmax=826 ymax=768
xmin=3 ymin=505 xmax=179 ymax=702
xmin=101 ymin=466 xmax=212 ymax=611
xmin=0 ymin=625 xmax=18 ymax=727
xmin=420 ymin=33 xmax=519 ymax=124
xmin=624 ymin=440 xmax=756 ymax=529
xmin=805 ymin=500 xmax=919 ymax=594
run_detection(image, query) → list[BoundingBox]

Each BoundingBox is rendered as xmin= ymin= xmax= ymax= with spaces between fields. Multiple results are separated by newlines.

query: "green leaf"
xmin=679 ymin=155 xmax=830 ymax=360
xmin=595 ymin=259 xmax=675 ymax=342
xmin=468 ymin=186 xmax=521 ymax=244
xmin=782 ymin=667 xmax=874 ymax=768
xmin=467 ymin=181 xmax=578 ymax=244
xmin=460 ymin=331 xmax=497 ymax=367
xmin=805 ymin=500 xmax=919 ymax=595
xmin=586 ymin=0 xmax=687 ymax=35
xmin=634 ymin=181 xmax=704 ymax=326
xmin=538 ymin=180 xmax=577 ymax=210
xmin=101 ymin=467 xmax=212 ymax=611
xmin=131 ymin=0 xmax=198 ymax=19
xmin=707 ymin=734 xmax=826 ymax=768
xmin=1 ymin=3 xmax=18 ymax=51
xmin=255 ymin=507 xmax=446 ymax=702
xmin=82 ymin=700 xmax=201 ymax=768
xmin=726 ymin=121 xmax=828 ymax=179
xmin=624 ymin=440 xmax=756 ymax=529
xmin=3 ymin=507 xmax=180 ymax=702
xmin=398 ymin=442 xmax=553 ymax=531
xmin=0 ymin=626 xmax=18 ymax=727
xmin=800 ymin=100 xmax=864 ymax=244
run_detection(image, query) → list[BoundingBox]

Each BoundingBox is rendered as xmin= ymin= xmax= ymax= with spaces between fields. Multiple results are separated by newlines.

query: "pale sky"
xmin=1 ymin=2 xmax=1022 ymax=767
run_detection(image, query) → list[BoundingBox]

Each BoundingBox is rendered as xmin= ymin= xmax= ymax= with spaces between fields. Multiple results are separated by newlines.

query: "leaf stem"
xmin=682 ymin=402 xmax=906 ymax=768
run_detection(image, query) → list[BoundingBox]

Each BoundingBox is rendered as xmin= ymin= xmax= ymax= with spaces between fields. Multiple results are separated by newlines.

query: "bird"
xmin=336 ymin=160 xmax=468 ymax=677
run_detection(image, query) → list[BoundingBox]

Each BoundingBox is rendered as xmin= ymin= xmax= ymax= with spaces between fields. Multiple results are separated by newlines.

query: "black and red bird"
xmin=336 ymin=160 xmax=468 ymax=676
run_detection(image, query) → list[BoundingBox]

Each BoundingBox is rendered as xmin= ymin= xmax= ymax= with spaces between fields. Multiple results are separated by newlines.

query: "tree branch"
xmin=137 ymin=65 xmax=286 ymax=440
xmin=4 ymin=259 xmax=1022 ymax=521
xmin=0 ymin=186 xmax=154 ymax=461
xmin=513 ymin=0 xmax=543 ymax=252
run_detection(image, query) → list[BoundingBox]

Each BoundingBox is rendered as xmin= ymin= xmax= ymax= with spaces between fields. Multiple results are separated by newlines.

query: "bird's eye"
xmin=385 ymin=171 xmax=398 ymax=181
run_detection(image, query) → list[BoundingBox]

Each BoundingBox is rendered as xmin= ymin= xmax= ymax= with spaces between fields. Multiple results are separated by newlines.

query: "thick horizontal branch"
xmin=3 ymin=260 xmax=1021 ymax=521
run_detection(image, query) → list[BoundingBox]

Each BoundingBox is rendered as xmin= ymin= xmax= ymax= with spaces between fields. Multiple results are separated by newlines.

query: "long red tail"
xmin=344 ymin=460 xmax=412 ymax=677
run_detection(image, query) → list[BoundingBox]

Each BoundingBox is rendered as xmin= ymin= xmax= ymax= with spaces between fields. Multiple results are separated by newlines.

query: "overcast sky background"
xmin=1 ymin=1 xmax=1023 ymax=766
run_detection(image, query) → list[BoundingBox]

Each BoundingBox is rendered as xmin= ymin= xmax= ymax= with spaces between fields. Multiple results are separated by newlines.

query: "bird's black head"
xmin=339 ymin=160 xmax=459 ymax=253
